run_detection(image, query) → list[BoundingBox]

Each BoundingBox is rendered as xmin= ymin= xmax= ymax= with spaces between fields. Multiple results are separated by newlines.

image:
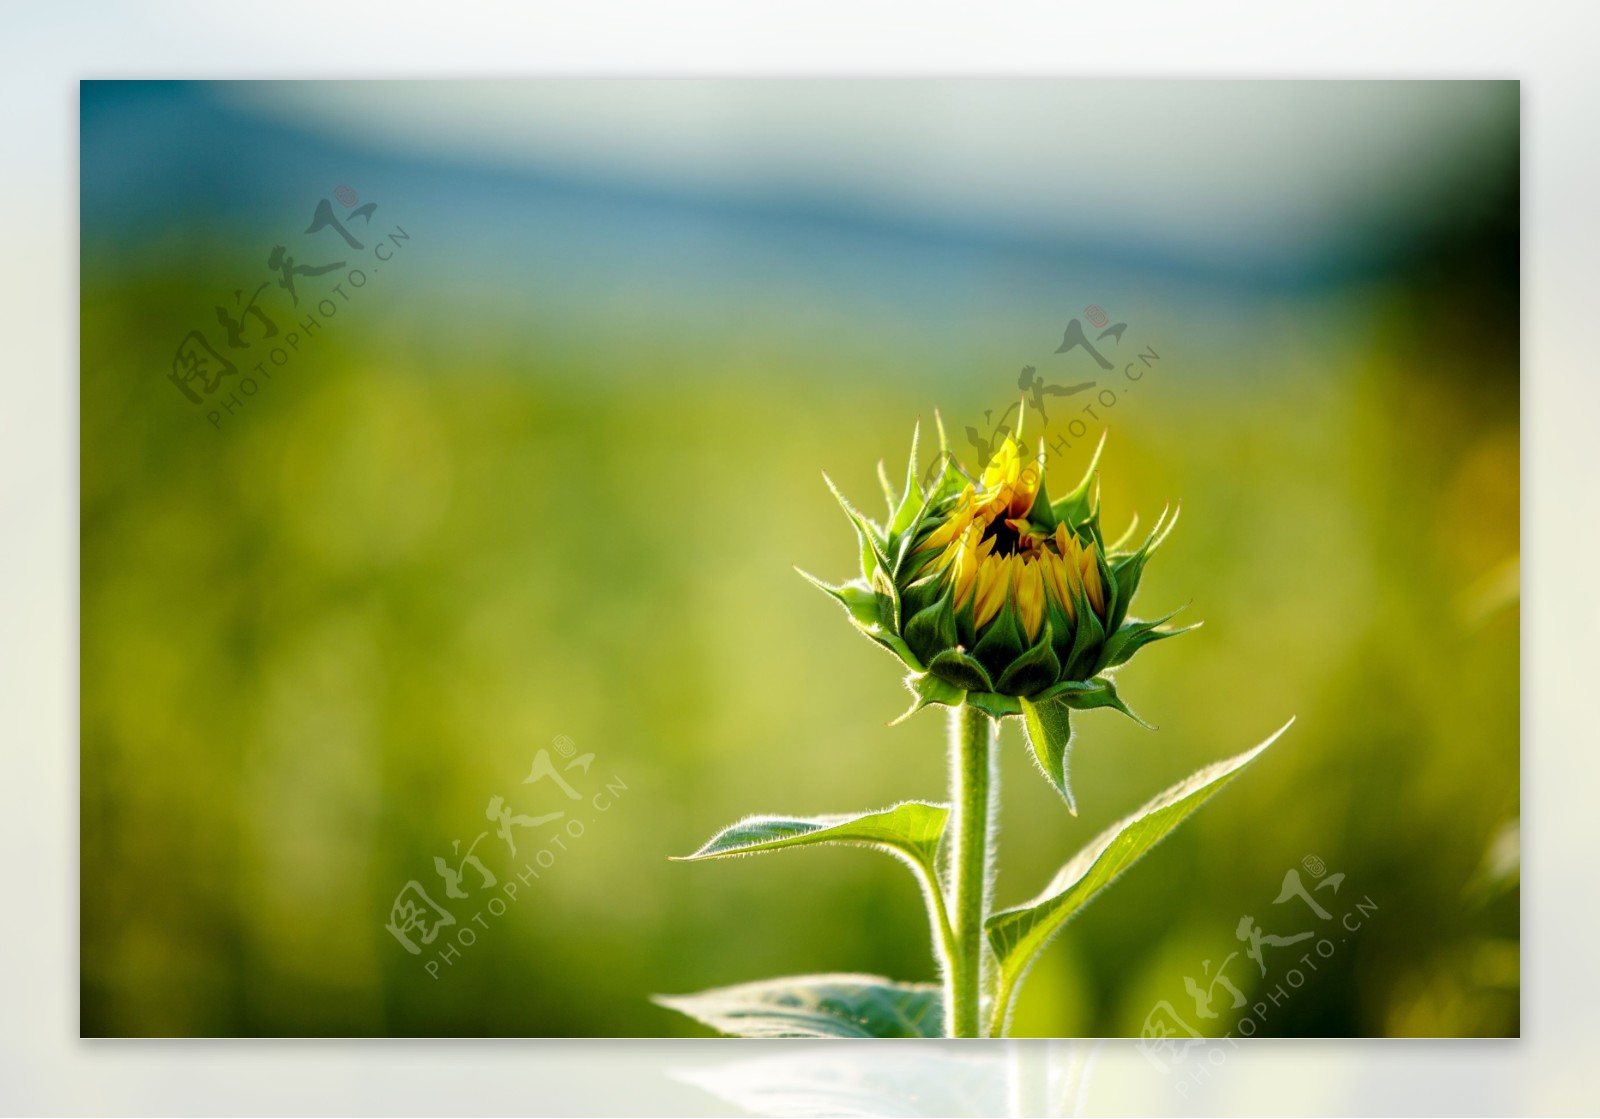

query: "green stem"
xmin=945 ymin=702 xmax=995 ymax=1038
xmin=991 ymin=972 xmax=1020 ymax=1039
xmin=911 ymin=859 xmax=958 ymax=982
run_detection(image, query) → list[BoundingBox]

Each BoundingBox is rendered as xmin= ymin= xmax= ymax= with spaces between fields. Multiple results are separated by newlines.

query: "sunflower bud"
xmin=800 ymin=412 xmax=1196 ymax=773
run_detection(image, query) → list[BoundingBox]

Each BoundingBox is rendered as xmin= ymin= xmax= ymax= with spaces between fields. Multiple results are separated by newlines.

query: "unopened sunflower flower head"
xmin=800 ymin=408 xmax=1197 ymax=808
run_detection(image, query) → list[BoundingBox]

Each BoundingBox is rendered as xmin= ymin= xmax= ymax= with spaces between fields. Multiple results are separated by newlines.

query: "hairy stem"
xmin=910 ymin=858 xmax=958 ymax=983
xmin=991 ymin=971 xmax=1020 ymax=1039
xmin=946 ymin=702 xmax=996 ymax=1038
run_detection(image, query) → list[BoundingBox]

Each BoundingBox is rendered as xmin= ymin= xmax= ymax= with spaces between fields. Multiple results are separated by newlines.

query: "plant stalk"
xmin=945 ymin=701 xmax=995 ymax=1038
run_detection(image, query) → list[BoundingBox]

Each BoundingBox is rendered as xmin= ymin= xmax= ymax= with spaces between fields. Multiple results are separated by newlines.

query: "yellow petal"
xmin=973 ymin=554 xmax=1009 ymax=630
xmin=1015 ymin=556 xmax=1045 ymax=642
xmin=1053 ymin=522 xmax=1076 ymax=562
xmin=912 ymin=485 xmax=975 ymax=556
xmin=1010 ymin=457 xmax=1041 ymax=519
xmin=1080 ymin=542 xmax=1106 ymax=615
xmin=980 ymin=437 xmax=1020 ymax=493
xmin=951 ymin=527 xmax=982 ymax=607
xmin=1044 ymin=551 xmax=1076 ymax=624
xmin=978 ymin=439 xmax=1025 ymax=520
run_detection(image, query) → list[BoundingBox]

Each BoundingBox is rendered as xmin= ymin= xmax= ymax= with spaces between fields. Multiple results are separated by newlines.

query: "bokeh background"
xmin=79 ymin=80 xmax=1518 ymax=1038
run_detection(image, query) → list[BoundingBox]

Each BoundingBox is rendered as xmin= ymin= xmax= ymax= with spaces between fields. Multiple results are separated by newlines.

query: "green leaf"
xmin=1019 ymin=690 xmax=1077 ymax=813
xmin=654 ymin=974 xmax=944 ymax=1038
xmin=985 ymin=718 xmax=1294 ymax=1036
xmin=674 ymin=801 xmax=949 ymax=870
xmin=675 ymin=801 xmax=957 ymax=965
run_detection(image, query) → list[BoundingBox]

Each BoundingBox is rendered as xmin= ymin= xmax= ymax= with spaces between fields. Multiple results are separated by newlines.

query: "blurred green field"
xmin=80 ymin=84 xmax=1518 ymax=1039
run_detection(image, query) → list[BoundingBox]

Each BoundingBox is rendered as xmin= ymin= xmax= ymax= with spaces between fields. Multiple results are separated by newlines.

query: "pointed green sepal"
xmin=891 ymin=670 xmax=965 ymax=724
xmin=1097 ymin=608 xmax=1200 ymax=672
xmin=903 ymin=588 xmax=958 ymax=667
xmin=795 ymin=569 xmax=884 ymax=630
xmin=1035 ymin=673 xmax=1152 ymax=728
xmin=1019 ymin=690 xmax=1078 ymax=814
xmin=1050 ymin=429 xmax=1107 ymax=527
xmin=964 ymin=691 xmax=1022 ymax=719
xmin=898 ymin=568 xmax=947 ymax=621
xmin=1108 ymin=503 xmax=1180 ymax=632
xmin=876 ymin=459 xmax=897 ymax=517
xmin=1094 ymin=541 xmax=1119 ymax=638
xmin=796 ymin=568 xmax=924 ymax=672
xmin=971 ymin=599 xmax=1025 ymax=681
xmin=823 ymin=471 xmax=892 ymax=582
xmin=926 ymin=648 xmax=994 ymax=692
xmin=1024 ymin=444 xmax=1059 ymax=532
xmin=1061 ymin=574 xmax=1108 ymax=681
xmin=870 ymin=565 xmax=902 ymax=633
xmin=1106 ymin=509 xmax=1141 ymax=556
xmin=994 ymin=620 xmax=1062 ymax=697
xmin=888 ymin=420 xmax=927 ymax=537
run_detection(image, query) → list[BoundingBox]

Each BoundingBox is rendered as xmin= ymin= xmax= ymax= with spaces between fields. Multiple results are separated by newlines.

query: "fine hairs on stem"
xmin=945 ymin=702 xmax=999 ymax=1038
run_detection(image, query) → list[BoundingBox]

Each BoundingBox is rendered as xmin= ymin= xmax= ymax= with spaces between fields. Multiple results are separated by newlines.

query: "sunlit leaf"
xmin=654 ymin=974 xmax=944 ymax=1038
xmin=986 ymin=719 xmax=1293 ymax=1034
xmin=674 ymin=801 xmax=949 ymax=869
